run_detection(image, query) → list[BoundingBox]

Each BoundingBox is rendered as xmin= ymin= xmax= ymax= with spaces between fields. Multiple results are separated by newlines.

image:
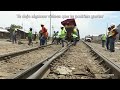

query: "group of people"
xmin=52 ymin=26 xmax=79 ymax=47
xmin=27 ymin=25 xmax=79 ymax=47
xmin=101 ymin=24 xmax=118 ymax=52
xmin=28 ymin=24 xmax=48 ymax=46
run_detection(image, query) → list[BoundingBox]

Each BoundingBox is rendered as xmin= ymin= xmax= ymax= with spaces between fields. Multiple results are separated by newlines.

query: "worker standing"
xmin=106 ymin=27 xmax=111 ymax=50
xmin=28 ymin=28 xmax=33 ymax=46
xmin=101 ymin=34 xmax=106 ymax=48
xmin=52 ymin=31 xmax=57 ymax=44
xmin=40 ymin=24 xmax=47 ymax=46
xmin=109 ymin=24 xmax=118 ymax=52
xmin=59 ymin=27 xmax=68 ymax=47
xmin=12 ymin=29 xmax=17 ymax=44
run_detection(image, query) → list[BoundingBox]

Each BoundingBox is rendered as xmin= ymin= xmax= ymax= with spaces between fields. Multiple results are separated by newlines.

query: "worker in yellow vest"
xmin=109 ymin=24 xmax=118 ymax=52
xmin=28 ymin=28 xmax=33 ymax=46
xmin=59 ymin=27 xmax=68 ymax=47
xmin=101 ymin=34 xmax=106 ymax=47
xmin=72 ymin=28 xmax=78 ymax=46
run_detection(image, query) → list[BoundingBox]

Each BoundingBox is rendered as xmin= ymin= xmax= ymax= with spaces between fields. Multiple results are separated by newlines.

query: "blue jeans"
xmin=109 ymin=37 xmax=116 ymax=52
xmin=102 ymin=40 xmax=105 ymax=47
xmin=40 ymin=37 xmax=45 ymax=46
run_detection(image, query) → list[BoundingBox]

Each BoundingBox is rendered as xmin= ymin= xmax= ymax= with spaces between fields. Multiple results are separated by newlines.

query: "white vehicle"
xmin=85 ymin=37 xmax=92 ymax=42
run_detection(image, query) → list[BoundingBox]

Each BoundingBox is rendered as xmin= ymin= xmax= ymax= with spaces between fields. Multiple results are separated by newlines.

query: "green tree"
xmin=9 ymin=24 xmax=22 ymax=31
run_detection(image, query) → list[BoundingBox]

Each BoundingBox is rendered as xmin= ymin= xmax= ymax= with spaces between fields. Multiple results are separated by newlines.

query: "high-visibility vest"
xmin=73 ymin=28 xmax=78 ymax=35
xmin=101 ymin=34 xmax=106 ymax=40
xmin=59 ymin=28 xmax=66 ymax=38
xmin=72 ymin=33 xmax=78 ymax=38
xmin=108 ymin=28 xmax=118 ymax=38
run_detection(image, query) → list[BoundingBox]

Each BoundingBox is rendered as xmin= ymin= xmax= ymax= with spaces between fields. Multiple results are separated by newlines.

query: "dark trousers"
xmin=12 ymin=35 xmax=17 ymax=44
xmin=61 ymin=38 xmax=68 ymax=47
xmin=40 ymin=37 xmax=45 ymax=46
xmin=109 ymin=37 xmax=116 ymax=52
xmin=106 ymin=37 xmax=110 ymax=50
xmin=52 ymin=37 xmax=56 ymax=44
xmin=102 ymin=40 xmax=106 ymax=47
xmin=56 ymin=38 xmax=61 ymax=45
xmin=73 ymin=38 xmax=77 ymax=46
xmin=28 ymin=37 xmax=32 ymax=45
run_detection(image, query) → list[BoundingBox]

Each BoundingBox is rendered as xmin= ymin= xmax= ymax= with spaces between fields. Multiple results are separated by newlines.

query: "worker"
xmin=28 ymin=28 xmax=33 ymax=46
xmin=72 ymin=27 xmax=78 ymax=46
xmin=34 ymin=32 xmax=39 ymax=44
xmin=59 ymin=27 xmax=68 ymax=47
xmin=40 ymin=24 xmax=47 ymax=46
xmin=34 ymin=32 xmax=37 ymax=41
xmin=12 ymin=28 xmax=17 ymax=44
xmin=56 ymin=31 xmax=61 ymax=45
xmin=109 ymin=24 xmax=118 ymax=52
xmin=101 ymin=34 xmax=106 ymax=47
xmin=52 ymin=31 xmax=58 ymax=44
xmin=106 ymin=27 xmax=111 ymax=50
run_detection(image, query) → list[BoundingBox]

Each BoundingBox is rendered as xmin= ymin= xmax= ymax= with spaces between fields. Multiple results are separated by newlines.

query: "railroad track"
xmin=7 ymin=43 xmax=72 ymax=79
xmin=82 ymin=41 xmax=120 ymax=79
xmin=0 ymin=44 xmax=53 ymax=60
xmin=5 ymin=40 xmax=120 ymax=79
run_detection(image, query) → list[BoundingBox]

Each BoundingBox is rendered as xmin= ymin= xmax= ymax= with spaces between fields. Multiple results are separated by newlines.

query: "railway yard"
xmin=0 ymin=39 xmax=120 ymax=79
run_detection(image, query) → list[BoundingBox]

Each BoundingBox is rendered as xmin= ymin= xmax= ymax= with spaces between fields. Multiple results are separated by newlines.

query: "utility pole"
xmin=50 ymin=11 xmax=51 ymax=38
xmin=106 ymin=23 xmax=108 ymax=36
xmin=52 ymin=25 xmax=54 ymax=36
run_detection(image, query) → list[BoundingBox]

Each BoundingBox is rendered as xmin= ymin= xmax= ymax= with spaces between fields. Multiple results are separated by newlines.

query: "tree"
xmin=10 ymin=24 xmax=22 ymax=30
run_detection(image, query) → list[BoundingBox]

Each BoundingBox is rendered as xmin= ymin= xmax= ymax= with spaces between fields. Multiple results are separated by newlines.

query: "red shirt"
xmin=45 ymin=32 xmax=48 ymax=38
xmin=41 ymin=27 xmax=47 ymax=33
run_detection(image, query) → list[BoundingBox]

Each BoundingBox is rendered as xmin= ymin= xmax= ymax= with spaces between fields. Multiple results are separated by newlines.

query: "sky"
xmin=0 ymin=11 xmax=120 ymax=38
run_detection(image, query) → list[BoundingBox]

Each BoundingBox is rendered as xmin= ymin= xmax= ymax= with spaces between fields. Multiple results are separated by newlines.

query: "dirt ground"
xmin=0 ymin=39 xmax=51 ymax=55
xmin=46 ymin=41 xmax=106 ymax=79
xmin=0 ymin=43 xmax=61 ymax=79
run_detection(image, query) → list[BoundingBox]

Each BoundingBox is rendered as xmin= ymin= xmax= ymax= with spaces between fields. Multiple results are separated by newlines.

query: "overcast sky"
xmin=0 ymin=11 xmax=120 ymax=38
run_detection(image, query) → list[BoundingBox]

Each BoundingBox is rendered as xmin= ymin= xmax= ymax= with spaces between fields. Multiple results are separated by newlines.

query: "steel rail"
xmin=82 ymin=40 xmax=120 ymax=79
xmin=7 ymin=43 xmax=72 ymax=79
xmin=0 ymin=44 xmax=53 ymax=61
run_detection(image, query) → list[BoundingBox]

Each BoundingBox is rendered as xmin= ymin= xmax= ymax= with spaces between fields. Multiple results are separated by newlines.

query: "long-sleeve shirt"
xmin=28 ymin=31 xmax=32 ymax=38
